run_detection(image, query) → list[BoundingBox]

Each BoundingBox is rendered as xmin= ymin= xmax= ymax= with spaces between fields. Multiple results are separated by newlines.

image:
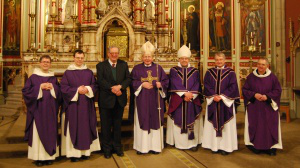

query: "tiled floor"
xmin=0 ymin=112 xmax=299 ymax=168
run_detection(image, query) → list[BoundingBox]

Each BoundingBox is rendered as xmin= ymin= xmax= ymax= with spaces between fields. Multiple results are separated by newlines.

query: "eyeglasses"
xmin=75 ymin=57 xmax=84 ymax=60
xmin=41 ymin=61 xmax=51 ymax=64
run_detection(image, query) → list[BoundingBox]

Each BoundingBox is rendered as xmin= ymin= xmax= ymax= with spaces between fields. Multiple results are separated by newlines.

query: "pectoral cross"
xmin=141 ymin=70 xmax=158 ymax=83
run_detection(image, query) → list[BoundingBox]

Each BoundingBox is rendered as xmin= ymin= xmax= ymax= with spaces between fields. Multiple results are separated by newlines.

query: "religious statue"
xmin=121 ymin=0 xmax=132 ymax=16
xmin=144 ymin=0 xmax=154 ymax=21
xmin=98 ymin=0 xmax=108 ymax=13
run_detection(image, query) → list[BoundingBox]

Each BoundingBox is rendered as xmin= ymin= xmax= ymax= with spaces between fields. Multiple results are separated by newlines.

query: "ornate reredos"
xmin=96 ymin=6 xmax=135 ymax=61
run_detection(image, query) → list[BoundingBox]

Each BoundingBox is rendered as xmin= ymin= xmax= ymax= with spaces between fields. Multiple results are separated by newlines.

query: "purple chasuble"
xmin=131 ymin=63 xmax=169 ymax=132
xmin=204 ymin=67 xmax=240 ymax=137
xmin=60 ymin=69 xmax=98 ymax=150
xmin=242 ymin=71 xmax=281 ymax=149
xmin=168 ymin=66 xmax=202 ymax=140
xmin=22 ymin=74 xmax=61 ymax=156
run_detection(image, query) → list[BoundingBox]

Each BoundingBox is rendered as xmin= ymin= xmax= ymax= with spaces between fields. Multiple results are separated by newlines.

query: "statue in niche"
xmin=98 ymin=0 xmax=107 ymax=13
xmin=144 ymin=0 xmax=154 ymax=21
xmin=186 ymin=5 xmax=200 ymax=53
xmin=121 ymin=0 xmax=132 ymax=16
xmin=61 ymin=0 xmax=75 ymax=26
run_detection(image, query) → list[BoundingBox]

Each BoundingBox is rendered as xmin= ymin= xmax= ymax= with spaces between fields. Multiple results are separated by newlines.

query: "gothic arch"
xmin=96 ymin=7 xmax=135 ymax=61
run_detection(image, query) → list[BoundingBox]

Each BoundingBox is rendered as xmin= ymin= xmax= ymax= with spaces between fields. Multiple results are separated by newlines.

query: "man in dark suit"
xmin=96 ymin=46 xmax=131 ymax=159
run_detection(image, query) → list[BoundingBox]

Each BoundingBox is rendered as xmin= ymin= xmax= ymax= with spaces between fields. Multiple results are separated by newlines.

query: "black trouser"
xmin=100 ymin=100 xmax=124 ymax=154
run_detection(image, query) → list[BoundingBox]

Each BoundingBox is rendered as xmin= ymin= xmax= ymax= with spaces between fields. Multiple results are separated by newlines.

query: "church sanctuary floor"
xmin=0 ymin=112 xmax=299 ymax=168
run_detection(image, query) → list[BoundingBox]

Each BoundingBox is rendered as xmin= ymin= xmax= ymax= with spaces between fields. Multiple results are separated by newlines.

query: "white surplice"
xmin=133 ymin=84 xmax=165 ymax=153
xmin=202 ymin=96 xmax=238 ymax=152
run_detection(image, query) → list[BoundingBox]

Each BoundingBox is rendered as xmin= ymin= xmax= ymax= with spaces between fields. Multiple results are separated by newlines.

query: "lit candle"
xmin=259 ymin=43 xmax=262 ymax=53
xmin=184 ymin=9 xmax=186 ymax=19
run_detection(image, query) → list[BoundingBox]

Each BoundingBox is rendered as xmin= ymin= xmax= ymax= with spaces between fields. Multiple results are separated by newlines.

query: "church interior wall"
xmin=0 ymin=0 xmax=298 ymax=117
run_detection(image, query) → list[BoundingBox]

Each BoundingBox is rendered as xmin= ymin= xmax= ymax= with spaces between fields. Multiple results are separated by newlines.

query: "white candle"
xmin=33 ymin=43 xmax=36 ymax=48
xmin=76 ymin=42 xmax=79 ymax=48
xmin=52 ymin=0 xmax=56 ymax=14
xmin=171 ymin=1 xmax=174 ymax=20
xmin=75 ymin=1 xmax=78 ymax=16
xmin=168 ymin=2 xmax=171 ymax=20
xmin=189 ymin=43 xmax=191 ymax=49
xmin=184 ymin=9 xmax=186 ymax=19
xmin=172 ymin=42 xmax=175 ymax=50
xmin=73 ymin=3 xmax=76 ymax=15
xmin=54 ymin=42 xmax=56 ymax=48
xmin=31 ymin=0 xmax=36 ymax=14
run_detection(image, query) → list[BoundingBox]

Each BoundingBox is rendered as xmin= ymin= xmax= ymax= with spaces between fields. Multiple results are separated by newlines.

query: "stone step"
xmin=0 ymin=143 xmax=28 ymax=158
xmin=0 ymin=108 xmax=21 ymax=118
xmin=0 ymin=105 xmax=23 ymax=111
xmin=5 ymin=97 xmax=23 ymax=102
xmin=6 ymin=101 xmax=23 ymax=106
xmin=6 ymin=93 xmax=23 ymax=99
xmin=7 ymin=85 xmax=23 ymax=91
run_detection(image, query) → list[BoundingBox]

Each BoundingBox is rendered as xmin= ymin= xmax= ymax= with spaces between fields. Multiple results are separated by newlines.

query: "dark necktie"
xmin=112 ymin=63 xmax=116 ymax=68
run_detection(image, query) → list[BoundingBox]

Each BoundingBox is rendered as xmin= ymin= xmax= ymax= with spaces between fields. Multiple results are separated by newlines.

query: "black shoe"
xmin=104 ymin=152 xmax=112 ymax=159
xmin=150 ymin=150 xmax=160 ymax=155
xmin=44 ymin=160 xmax=53 ymax=165
xmin=35 ymin=161 xmax=43 ymax=167
xmin=136 ymin=151 xmax=143 ymax=155
xmin=246 ymin=145 xmax=261 ymax=154
xmin=220 ymin=150 xmax=229 ymax=155
xmin=190 ymin=146 xmax=198 ymax=152
xmin=116 ymin=150 xmax=124 ymax=157
xmin=81 ymin=156 xmax=90 ymax=160
xmin=211 ymin=150 xmax=219 ymax=154
xmin=70 ymin=157 xmax=80 ymax=162
xmin=269 ymin=149 xmax=277 ymax=156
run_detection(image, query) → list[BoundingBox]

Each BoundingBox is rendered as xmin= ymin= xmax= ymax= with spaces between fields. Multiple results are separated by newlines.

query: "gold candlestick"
xmin=182 ymin=18 xmax=188 ymax=46
xmin=50 ymin=14 xmax=59 ymax=61
xmin=28 ymin=13 xmax=39 ymax=61
xmin=150 ymin=18 xmax=156 ymax=45
xmin=70 ymin=15 xmax=78 ymax=52
xmin=165 ymin=18 xmax=173 ymax=53
xmin=247 ymin=32 xmax=259 ymax=72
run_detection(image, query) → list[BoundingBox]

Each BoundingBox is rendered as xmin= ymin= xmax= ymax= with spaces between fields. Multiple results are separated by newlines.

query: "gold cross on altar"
xmin=141 ymin=70 xmax=158 ymax=83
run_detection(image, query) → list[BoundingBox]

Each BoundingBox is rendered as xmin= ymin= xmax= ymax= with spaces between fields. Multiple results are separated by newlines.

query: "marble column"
xmin=134 ymin=0 xmax=142 ymax=26
xmin=90 ymin=0 xmax=97 ymax=24
xmin=0 ymin=0 xmax=4 ymax=104
xmin=274 ymin=0 xmax=289 ymax=103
